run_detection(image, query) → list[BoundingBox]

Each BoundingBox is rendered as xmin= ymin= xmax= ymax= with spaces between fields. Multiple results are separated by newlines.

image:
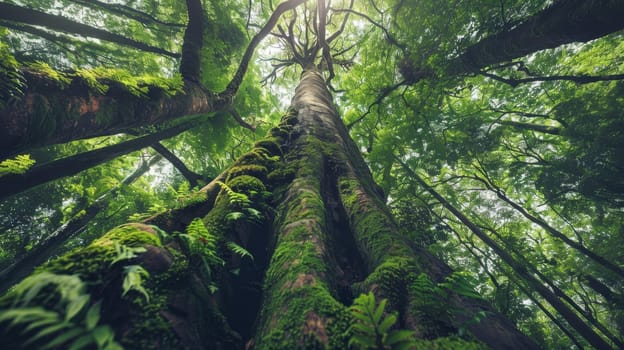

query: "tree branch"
xmin=0 ymin=3 xmax=179 ymax=58
xmin=481 ymin=71 xmax=624 ymax=87
xmin=219 ymin=0 xmax=307 ymax=99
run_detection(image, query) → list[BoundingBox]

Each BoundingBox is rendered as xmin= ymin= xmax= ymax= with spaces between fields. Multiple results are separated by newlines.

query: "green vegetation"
xmin=1 ymin=0 xmax=623 ymax=349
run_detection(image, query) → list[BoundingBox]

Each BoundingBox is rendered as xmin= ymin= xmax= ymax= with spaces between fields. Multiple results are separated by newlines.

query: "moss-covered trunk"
xmin=1 ymin=68 xmax=540 ymax=349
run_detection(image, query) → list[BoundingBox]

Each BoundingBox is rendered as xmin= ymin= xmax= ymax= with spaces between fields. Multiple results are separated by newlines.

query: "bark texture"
xmin=0 ymin=72 xmax=218 ymax=158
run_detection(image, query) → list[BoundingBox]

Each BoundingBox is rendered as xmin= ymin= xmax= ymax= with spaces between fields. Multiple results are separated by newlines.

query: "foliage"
xmin=348 ymin=292 xmax=417 ymax=350
xmin=179 ymin=218 xmax=224 ymax=290
xmin=0 ymin=272 xmax=122 ymax=350
xmin=0 ymin=154 xmax=36 ymax=177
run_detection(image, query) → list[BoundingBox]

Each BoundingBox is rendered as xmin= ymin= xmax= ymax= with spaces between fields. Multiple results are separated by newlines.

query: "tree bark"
xmin=0 ymin=120 xmax=197 ymax=200
xmin=400 ymin=0 xmax=624 ymax=83
xmin=0 ymin=72 xmax=219 ymax=159
xmin=0 ymin=3 xmax=179 ymax=58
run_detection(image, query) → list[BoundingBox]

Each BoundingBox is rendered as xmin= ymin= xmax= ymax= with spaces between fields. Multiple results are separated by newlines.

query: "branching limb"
xmin=220 ymin=0 xmax=307 ymax=98
xmin=69 ymin=0 xmax=185 ymax=28
xmin=332 ymin=8 xmax=406 ymax=52
xmin=346 ymin=80 xmax=406 ymax=129
xmin=230 ymin=109 xmax=257 ymax=132
xmin=481 ymin=71 xmax=624 ymax=87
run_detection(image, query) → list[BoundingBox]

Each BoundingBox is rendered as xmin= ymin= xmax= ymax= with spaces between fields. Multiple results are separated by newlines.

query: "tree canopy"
xmin=0 ymin=0 xmax=623 ymax=349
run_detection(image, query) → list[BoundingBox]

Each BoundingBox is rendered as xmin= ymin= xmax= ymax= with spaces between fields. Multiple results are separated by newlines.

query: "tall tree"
xmin=1 ymin=0 xmax=623 ymax=349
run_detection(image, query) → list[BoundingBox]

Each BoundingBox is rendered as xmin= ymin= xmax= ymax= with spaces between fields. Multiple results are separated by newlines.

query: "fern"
xmin=0 ymin=272 xmax=122 ymax=350
xmin=180 ymin=218 xmax=224 ymax=284
xmin=121 ymin=265 xmax=150 ymax=302
xmin=227 ymin=241 xmax=254 ymax=262
xmin=109 ymin=242 xmax=147 ymax=266
xmin=0 ymin=154 xmax=36 ymax=177
xmin=348 ymin=292 xmax=416 ymax=350
xmin=216 ymin=181 xmax=251 ymax=207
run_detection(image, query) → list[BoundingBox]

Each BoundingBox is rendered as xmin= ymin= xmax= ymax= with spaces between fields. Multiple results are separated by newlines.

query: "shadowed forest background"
xmin=0 ymin=0 xmax=623 ymax=349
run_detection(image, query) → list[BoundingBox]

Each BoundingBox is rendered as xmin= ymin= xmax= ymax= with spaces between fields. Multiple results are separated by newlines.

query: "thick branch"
xmin=149 ymin=142 xmax=205 ymax=187
xmin=0 ymin=3 xmax=179 ymax=58
xmin=401 ymin=0 xmax=624 ymax=84
xmin=0 ymin=120 xmax=197 ymax=200
xmin=69 ymin=0 xmax=185 ymax=28
xmin=457 ymin=0 xmax=624 ymax=72
xmin=496 ymin=120 xmax=562 ymax=135
xmin=179 ymin=0 xmax=205 ymax=82
xmin=0 ymin=73 xmax=220 ymax=158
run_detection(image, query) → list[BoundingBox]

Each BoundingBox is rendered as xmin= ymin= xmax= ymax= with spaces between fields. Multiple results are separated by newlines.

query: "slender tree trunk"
xmin=149 ymin=142 xmax=206 ymax=187
xmin=472 ymin=170 xmax=624 ymax=278
xmin=402 ymin=163 xmax=615 ymax=349
xmin=457 ymin=233 xmax=585 ymax=349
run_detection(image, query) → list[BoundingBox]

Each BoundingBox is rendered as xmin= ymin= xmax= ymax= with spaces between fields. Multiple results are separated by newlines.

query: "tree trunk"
xmin=0 ymin=69 xmax=540 ymax=349
xmin=250 ymin=68 xmax=539 ymax=349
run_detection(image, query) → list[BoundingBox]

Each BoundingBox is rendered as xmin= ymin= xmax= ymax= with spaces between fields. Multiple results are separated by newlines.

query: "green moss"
xmin=25 ymin=61 xmax=71 ymax=87
xmin=227 ymin=164 xmax=269 ymax=181
xmin=254 ymin=138 xmax=283 ymax=156
xmin=338 ymin=179 xmax=412 ymax=268
xmin=235 ymin=148 xmax=279 ymax=167
xmin=282 ymin=109 xmax=299 ymax=126
xmin=226 ymin=175 xmax=266 ymax=196
xmin=267 ymin=164 xmax=296 ymax=186
xmin=121 ymin=247 xmax=189 ymax=349
xmin=39 ymin=224 xmax=161 ymax=280
xmin=269 ymin=125 xmax=292 ymax=139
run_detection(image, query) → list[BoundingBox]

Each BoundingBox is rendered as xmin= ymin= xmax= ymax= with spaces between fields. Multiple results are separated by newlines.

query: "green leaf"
xmin=24 ymin=322 xmax=73 ymax=346
xmin=92 ymin=325 xmax=115 ymax=347
xmin=378 ymin=313 xmax=397 ymax=334
xmin=85 ymin=302 xmax=101 ymax=330
xmin=65 ymin=294 xmax=90 ymax=321
xmin=227 ymin=241 xmax=254 ymax=261
xmin=68 ymin=334 xmax=96 ymax=350
xmin=373 ymin=298 xmax=387 ymax=325
xmin=42 ymin=328 xmax=84 ymax=349
xmin=386 ymin=330 xmax=414 ymax=345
